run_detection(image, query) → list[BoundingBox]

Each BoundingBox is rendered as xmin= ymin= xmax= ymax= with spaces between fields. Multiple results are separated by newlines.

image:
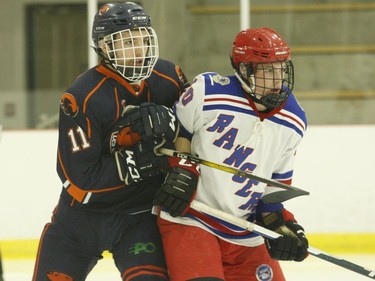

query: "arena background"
xmin=0 ymin=0 xmax=374 ymax=280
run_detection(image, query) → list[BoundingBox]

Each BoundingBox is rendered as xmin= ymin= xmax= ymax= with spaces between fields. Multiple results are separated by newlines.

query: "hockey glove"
xmin=121 ymin=103 xmax=179 ymax=143
xmin=154 ymin=157 xmax=199 ymax=217
xmin=115 ymin=140 xmax=169 ymax=185
xmin=257 ymin=209 xmax=309 ymax=262
xmin=107 ymin=125 xmax=142 ymax=154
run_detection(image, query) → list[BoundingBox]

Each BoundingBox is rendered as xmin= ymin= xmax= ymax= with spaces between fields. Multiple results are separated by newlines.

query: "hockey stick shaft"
xmin=190 ymin=200 xmax=375 ymax=280
xmin=159 ymin=148 xmax=310 ymax=203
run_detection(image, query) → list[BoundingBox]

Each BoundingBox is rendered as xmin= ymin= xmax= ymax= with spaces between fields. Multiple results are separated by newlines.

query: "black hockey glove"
xmin=257 ymin=209 xmax=309 ymax=262
xmin=115 ymin=140 xmax=169 ymax=185
xmin=121 ymin=103 xmax=179 ymax=143
xmin=154 ymin=157 xmax=199 ymax=217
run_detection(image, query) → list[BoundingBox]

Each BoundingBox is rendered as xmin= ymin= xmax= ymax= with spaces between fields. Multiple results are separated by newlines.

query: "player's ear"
xmin=98 ymin=39 xmax=107 ymax=53
xmin=239 ymin=63 xmax=247 ymax=77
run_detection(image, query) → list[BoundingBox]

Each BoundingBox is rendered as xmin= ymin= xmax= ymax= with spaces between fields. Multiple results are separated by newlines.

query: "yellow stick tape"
xmin=0 ymin=239 xmax=112 ymax=260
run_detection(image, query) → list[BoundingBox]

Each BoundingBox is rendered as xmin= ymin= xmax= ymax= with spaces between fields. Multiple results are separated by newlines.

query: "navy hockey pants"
xmin=32 ymin=200 xmax=168 ymax=281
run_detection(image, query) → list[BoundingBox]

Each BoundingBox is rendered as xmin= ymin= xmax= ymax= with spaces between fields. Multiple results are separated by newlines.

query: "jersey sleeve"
xmin=174 ymin=74 xmax=207 ymax=136
xmin=57 ymin=92 xmax=125 ymax=204
xmin=273 ymin=143 xmax=299 ymax=182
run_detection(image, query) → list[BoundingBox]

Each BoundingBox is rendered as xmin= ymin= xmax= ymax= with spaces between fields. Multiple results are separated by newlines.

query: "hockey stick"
xmin=159 ymin=148 xmax=310 ymax=203
xmin=190 ymin=200 xmax=375 ymax=280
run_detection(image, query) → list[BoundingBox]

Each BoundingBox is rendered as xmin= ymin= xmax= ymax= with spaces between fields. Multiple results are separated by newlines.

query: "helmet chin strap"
xmin=260 ymin=92 xmax=288 ymax=108
xmin=235 ymin=71 xmax=265 ymax=106
xmin=235 ymin=72 xmax=252 ymax=93
xmin=95 ymin=47 xmax=115 ymax=68
xmin=234 ymin=71 xmax=288 ymax=109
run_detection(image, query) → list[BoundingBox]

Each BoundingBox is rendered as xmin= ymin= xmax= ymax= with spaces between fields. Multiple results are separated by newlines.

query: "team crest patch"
xmin=256 ymin=264 xmax=273 ymax=281
xmin=212 ymin=74 xmax=230 ymax=85
xmin=60 ymin=93 xmax=79 ymax=117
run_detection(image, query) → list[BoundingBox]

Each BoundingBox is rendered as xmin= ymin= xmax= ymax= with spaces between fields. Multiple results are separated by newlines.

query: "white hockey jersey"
xmin=159 ymin=72 xmax=307 ymax=247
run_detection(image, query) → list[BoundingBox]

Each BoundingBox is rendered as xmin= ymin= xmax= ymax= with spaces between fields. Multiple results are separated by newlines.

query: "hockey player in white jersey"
xmin=154 ymin=27 xmax=309 ymax=281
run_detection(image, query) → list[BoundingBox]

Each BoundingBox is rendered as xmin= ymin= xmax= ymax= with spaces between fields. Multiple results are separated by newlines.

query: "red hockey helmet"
xmin=230 ymin=28 xmax=294 ymax=109
xmin=231 ymin=27 xmax=290 ymax=66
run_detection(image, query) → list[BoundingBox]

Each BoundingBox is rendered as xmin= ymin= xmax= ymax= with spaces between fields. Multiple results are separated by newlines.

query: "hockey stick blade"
xmin=159 ymin=148 xmax=310 ymax=202
xmin=190 ymin=200 xmax=375 ymax=280
xmin=261 ymin=190 xmax=308 ymax=204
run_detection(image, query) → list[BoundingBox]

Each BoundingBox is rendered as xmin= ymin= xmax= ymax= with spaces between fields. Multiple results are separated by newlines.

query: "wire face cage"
xmin=105 ymin=27 xmax=159 ymax=82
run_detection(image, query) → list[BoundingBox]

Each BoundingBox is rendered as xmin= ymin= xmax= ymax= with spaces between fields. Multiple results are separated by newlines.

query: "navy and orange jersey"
xmin=57 ymin=59 xmax=189 ymax=213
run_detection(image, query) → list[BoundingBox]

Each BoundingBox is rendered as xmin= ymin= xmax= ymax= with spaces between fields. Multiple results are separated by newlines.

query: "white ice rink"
xmin=3 ymin=254 xmax=375 ymax=281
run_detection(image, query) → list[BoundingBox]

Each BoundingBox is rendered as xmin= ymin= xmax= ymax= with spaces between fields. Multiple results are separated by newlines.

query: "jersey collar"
xmin=96 ymin=63 xmax=145 ymax=96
